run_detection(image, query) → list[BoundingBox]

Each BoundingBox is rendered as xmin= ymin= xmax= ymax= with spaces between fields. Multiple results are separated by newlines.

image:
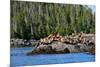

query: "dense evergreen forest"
xmin=11 ymin=1 xmax=95 ymax=40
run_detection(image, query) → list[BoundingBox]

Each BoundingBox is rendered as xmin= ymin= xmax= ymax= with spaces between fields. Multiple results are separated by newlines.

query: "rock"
xmin=77 ymin=43 xmax=89 ymax=52
xmin=27 ymin=41 xmax=82 ymax=55
xmin=25 ymin=32 xmax=95 ymax=55
xmin=10 ymin=38 xmax=35 ymax=47
xmin=64 ymin=48 xmax=70 ymax=53
xmin=89 ymin=45 xmax=95 ymax=55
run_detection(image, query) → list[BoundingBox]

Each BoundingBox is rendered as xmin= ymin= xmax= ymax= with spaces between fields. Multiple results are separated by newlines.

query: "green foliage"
xmin=11 ymin=1 xmax=95 ymax=40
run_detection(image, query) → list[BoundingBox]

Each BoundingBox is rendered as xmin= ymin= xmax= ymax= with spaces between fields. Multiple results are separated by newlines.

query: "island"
xmin=26 ymin=32 xmax=95 ymax=55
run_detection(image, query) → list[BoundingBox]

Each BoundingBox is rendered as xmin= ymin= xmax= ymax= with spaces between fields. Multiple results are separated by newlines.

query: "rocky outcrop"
xmin=26 ymin=32 xmax=95 ymax=55
xmin=27 ymin=41 xmax=76 ymax=55
xmin=10 ymin=39 xmax=37 ymax=47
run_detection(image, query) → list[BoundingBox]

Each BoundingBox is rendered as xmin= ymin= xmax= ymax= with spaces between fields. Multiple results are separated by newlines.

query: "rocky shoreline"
xmin=10 ymin=38 xmax=38 ymax=47
xmin=26 ymin=32 xmax=95 ymax=55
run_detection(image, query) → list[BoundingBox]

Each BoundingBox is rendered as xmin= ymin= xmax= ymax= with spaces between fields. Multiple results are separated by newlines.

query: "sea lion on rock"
xmin=40 ymin=32 xmax=65 ymax=45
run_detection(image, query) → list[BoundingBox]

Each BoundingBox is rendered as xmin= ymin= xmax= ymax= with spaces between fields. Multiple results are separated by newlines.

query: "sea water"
xmin=10 ymin=47 xmax=95 ymax=67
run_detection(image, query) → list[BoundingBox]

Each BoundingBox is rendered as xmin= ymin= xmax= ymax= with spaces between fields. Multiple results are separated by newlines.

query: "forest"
xmin=11 ymin=1 xmax=95 ymax=40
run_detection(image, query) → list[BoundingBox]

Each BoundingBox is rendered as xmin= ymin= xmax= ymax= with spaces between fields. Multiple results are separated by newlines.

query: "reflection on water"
xmin=10 ymin=47 xmax=95 ymax=67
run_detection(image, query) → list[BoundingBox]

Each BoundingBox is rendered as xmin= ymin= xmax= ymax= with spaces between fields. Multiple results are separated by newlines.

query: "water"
xmin=10 ymin=47 xmax=95 ymax=67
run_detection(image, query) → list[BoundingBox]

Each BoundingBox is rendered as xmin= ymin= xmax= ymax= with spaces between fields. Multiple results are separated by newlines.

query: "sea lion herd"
xmin=39 ymin=32 xmax=95 ymax=45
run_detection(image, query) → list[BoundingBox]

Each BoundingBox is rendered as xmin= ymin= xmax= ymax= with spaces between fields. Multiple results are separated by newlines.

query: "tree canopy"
xmin=11 ymin=1 xmax=95 ymax=40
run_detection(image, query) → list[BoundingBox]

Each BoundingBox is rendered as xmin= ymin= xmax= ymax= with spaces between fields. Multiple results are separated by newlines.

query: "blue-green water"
xmin=10 ymin=47 xmax=95 ymax=67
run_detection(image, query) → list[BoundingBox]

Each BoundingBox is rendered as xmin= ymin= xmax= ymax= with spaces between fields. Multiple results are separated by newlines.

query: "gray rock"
xmin=27 ymin=41 xmax=83 ymax=55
